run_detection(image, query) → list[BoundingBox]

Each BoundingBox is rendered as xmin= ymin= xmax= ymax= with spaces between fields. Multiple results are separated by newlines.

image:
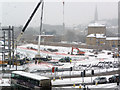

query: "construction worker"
xmin=87 ymin=86 xmax=90 ymax=90
xmin=35 ymin=59 xmax=37 ymax=64
xmin=38 ymin=59 xmax=41 ymax=64
xmin=117 ymin=77 xmax=119 ymax=86
xmin=83 ymin=84 xmax=86 ymax=90
xmin=70 ymin=59 xmax=72 ymax=64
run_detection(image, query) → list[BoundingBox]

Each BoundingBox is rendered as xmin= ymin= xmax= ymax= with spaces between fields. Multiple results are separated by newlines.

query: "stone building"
xmin=87 ymin=23 xmax=106 ymax=35
xmin=106 ymin=37 xmax=120 ymax=48
xmin=86 ymin=33 xmax=106 ymax=46
xmin=86 ymin=6 xmax=120 ymax=49
xmin=86 ymin=23 xmax=106 ymax=46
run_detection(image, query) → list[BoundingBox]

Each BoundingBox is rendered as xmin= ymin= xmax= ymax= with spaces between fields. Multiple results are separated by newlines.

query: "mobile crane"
xmin=4 ymin=0 xmax=44 ymax=65
xmin=16 ymin=0 xmax=43 ymax=44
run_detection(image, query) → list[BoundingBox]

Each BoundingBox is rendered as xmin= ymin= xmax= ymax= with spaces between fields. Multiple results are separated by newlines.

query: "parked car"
xmin=46 ymin=56 xmax=52 ymax=60
xmin=109 ymin=74 xmax=120 ymax=83
xmin=93 ymin=77 xmax=107 ymax=84
xmin=59 ymin=57 xmax=72 ymax=62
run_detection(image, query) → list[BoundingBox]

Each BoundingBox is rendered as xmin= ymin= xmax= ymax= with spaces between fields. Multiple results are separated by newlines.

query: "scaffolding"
xmin=1 ymin=26 xmax=16 ymax=71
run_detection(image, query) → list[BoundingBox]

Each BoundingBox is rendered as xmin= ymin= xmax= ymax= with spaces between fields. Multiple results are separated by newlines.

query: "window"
xmin=118 ymin=41 xmax=120 ymax=44
xmin=113 ymin=41 xmax=115 ymax=44
xmin=112 ymin=45 xmax=116 ymax=47
xmin=11 ymin=73 xmax=15 ymax=79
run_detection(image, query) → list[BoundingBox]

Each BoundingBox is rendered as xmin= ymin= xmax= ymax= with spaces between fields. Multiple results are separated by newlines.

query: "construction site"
xmin=0 ymin=0 xmax=120 ymax=90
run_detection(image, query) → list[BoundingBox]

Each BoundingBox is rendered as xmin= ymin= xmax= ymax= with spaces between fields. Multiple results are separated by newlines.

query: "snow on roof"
xmin=12 ymin=71 xmax=49 ymax=81
xmin=87 ymin=34 xmax=96 ymax=38
xmin=88 ymin=23 xmax=105 ymax=27
xmin=36 ymin=35 xmax=54 ymax=37
xmin=96 ymin=34 xmax=106 ymax=38
xmin=106 ymin=37 xmax=120 ymax=40
xmin=87 ymin=34 xmax=106 ymax=38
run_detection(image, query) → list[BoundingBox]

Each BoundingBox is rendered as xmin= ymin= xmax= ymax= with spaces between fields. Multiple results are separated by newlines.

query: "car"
xmin=46 ymin=56 xmax=52 ymax=60
xmin=93 ymin=77 xmax=107 ymax=84
xmin=109 ymin=74 xmax=120 ymax=83
xmin=59 ymin=57 xmax=72 ymax=62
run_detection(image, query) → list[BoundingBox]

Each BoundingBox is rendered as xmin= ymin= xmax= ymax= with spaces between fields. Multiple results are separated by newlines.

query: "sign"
xmin=52 ymin=67 xmax=55 ymax=73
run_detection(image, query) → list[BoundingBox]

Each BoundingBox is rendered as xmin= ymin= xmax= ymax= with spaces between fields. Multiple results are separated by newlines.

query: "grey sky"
xmin=1 ymin=0 xmax=118 ymax=27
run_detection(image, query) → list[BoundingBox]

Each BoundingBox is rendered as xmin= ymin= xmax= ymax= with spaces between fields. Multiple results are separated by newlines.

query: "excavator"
xmin=71 ymin=47 xmax=85 ymax=55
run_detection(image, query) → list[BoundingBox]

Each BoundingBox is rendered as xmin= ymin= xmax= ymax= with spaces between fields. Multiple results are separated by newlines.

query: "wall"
xmin=86 ymin=37 xmax=96 ymax=45
xmin=88 ymin=26 xmax=106 ymax=35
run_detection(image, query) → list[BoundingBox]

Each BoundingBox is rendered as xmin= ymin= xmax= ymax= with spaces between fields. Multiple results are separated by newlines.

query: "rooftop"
xmin=87 ymin=34 xmax=106 ymax=38
xmin=88 ymin=23 xmax=105 ymax=27
xmin=106 ymin=37 xmax=120 ymax=40
xmin=12 ymin=71 xmax=49 ymax=81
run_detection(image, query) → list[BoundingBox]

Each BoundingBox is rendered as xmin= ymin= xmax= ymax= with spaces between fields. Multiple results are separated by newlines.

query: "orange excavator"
xmin=71 ymin=47 xmax=85 ymax=55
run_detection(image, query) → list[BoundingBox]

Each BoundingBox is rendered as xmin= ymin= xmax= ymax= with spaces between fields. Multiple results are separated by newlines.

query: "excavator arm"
xmin=71 ymin=47 xmax=85 ymax=55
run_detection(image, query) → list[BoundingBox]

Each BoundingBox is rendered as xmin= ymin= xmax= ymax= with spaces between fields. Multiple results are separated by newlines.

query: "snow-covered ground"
xmin=15 ymin=44 xmax=119 ymax=73
xmin=52 ymin=75 xmax=112 ymax=86
xmin=17 ymin=44 xmax=116 ymax=62
xmin=54 ymin=83 xmax=119 ymax=89
xmin=0 ymin=43 xmax=119 ymax=88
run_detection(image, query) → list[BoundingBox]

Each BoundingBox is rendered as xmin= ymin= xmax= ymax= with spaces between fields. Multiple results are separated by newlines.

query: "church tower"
xmin=86 ymin=6 xmax=106 ymax=46
xmin=94 ymin=6 xmax=98 ymax=22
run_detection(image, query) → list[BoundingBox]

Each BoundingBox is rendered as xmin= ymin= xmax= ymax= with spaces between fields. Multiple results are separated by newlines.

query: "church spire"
xmin=94 ymin=6 xmax=98 ymax=22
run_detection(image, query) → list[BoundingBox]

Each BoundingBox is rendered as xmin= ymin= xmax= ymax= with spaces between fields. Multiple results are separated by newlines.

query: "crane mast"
xmin=37 ymin=1 xmax=44 ymax=57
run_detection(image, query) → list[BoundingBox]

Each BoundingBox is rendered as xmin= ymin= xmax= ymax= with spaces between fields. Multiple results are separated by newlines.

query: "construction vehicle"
xmin=71 ymin=47 xmax=85 ymax=55
xmin=0 ymin=61 xmax=7 ymax=67
xmin=16 ymin=0 xmax=43 ymax=44
xmin=2 ymin=0 xmax=44 ymax=65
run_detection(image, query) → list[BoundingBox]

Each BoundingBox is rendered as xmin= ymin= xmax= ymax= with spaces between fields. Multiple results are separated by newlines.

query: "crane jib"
xmin=22 ymin=0 xmax=43 ymax=33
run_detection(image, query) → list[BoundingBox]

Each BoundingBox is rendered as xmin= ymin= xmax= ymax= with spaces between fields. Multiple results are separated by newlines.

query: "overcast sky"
xmin=0 ymin=0 xmax=118 ymax=27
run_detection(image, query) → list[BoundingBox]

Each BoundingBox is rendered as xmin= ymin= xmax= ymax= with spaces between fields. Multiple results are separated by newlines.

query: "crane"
xmin=16 ymin=0 xmax=43 ymax=44
xmin=35 ymin=1 xmax=44 ymax=58
xmin=5 ymin=0 xmax=44 ymax=66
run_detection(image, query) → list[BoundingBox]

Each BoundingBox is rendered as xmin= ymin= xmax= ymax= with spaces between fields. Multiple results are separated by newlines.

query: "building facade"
xmin=106 ymin=37 xmax=120 ymax=48
xmin=86 ymin=23 xmax=106 ymax=46
xmin=88 ymin=23 xmax=106 ymax=35
xmin=86 ymin=23 xmax=120 ymax=49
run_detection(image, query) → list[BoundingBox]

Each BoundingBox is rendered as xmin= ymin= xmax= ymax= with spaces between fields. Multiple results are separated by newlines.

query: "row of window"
xmin=89 ymin=38 xmax=119 ymax=44
xmin=11 ymin=73 xmax=39 ymax=86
